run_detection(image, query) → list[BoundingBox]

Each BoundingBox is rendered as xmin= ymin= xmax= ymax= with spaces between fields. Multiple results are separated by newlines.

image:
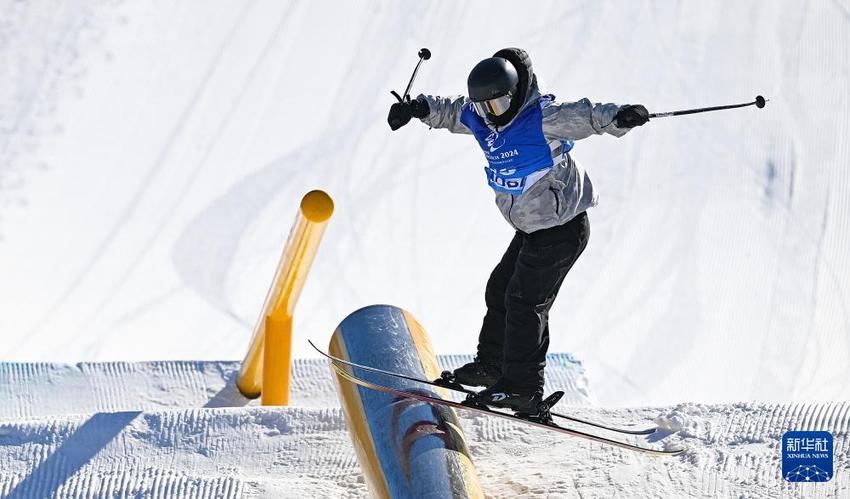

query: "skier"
xmin=387 ymin=48 xmax=649 ymax=415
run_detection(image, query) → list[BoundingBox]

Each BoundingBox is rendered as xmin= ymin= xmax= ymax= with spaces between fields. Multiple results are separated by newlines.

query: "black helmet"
xmin=467 ymin=57 xmax=518 ymax=101
xmin=467 ymin=57 xmax=518 ymax=122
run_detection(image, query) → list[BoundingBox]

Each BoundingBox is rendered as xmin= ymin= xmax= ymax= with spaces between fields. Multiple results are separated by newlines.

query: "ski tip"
xmin=542 ymin=391 xmax=565 ymax=408
xmin=307 ymin=339 xmax=323 ymax=357
xmin=308 ymin=338 xmax=324 ymax=354
xmin=633 ymin=427 xmax=658 ymax=435
xmin=644 ymin=445 xmax=687 ymax=456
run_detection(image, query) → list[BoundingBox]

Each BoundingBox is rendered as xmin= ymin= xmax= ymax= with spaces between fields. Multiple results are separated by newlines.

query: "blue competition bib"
xmin=460 ymin=96 xmax=574 ymax=194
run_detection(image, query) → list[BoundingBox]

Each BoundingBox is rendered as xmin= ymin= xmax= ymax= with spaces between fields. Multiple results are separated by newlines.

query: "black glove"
xmin=388 ymin=98 xmax=429 ymax=131
xmin=614 ymin=104 xmax=649 ymax=128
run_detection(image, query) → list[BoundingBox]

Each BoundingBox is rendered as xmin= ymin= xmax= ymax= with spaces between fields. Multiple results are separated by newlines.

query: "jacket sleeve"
xmin=416 ymin=94 xmax=473 ymax=135
xmin=542 ymin=98 xmax=631 ymax=140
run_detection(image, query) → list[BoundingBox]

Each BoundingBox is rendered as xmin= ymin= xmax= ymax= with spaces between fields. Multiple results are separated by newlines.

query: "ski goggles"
xmin=471 ymin=93 xmax=513 ymax=118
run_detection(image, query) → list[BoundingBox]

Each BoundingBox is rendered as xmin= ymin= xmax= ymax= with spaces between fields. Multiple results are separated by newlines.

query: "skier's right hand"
xmin=388 ymin=98 xmax=429 ymax=131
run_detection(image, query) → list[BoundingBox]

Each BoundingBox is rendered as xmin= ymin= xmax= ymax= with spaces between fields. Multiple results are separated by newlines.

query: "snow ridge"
xmin=1 ymin=401 xmax=848 ymax=498
xmin=0 ymin=354 xmax=591 ymax=420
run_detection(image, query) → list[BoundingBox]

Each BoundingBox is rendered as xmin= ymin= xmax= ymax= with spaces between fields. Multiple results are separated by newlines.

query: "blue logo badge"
xmin=782 ymin=431 xmax=833 ymax=483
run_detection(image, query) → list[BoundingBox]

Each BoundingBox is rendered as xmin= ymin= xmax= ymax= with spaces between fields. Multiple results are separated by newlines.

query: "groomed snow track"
xmin=1 ymin=359 xmax=848 ymax=497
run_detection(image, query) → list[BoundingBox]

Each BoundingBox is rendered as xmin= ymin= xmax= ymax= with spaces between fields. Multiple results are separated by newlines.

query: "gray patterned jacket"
xmin=417 ymin=86 xmax=633 ymax=234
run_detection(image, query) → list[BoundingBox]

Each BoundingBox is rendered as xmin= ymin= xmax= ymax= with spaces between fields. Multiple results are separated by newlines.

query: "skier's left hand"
xmin=614 ymin=104 xmax=649 ymax=128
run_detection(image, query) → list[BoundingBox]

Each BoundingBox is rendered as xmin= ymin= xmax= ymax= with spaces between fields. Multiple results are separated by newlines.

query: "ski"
xmin=329 ymin=361 xmax=685 ymax=456
xmin=309 ymin=340 xmax=657 ymax=436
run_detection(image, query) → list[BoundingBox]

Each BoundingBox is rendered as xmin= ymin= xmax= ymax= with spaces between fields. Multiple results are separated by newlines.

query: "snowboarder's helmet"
xmin=467 ymin=57 xmax=518 ymax=119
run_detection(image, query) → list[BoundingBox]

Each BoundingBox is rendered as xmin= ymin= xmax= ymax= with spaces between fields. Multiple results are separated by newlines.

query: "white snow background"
xmin=2 ymin=1 xmax=850 ymax=497
xmin=3 ymin=0 xmax=847 ymax=406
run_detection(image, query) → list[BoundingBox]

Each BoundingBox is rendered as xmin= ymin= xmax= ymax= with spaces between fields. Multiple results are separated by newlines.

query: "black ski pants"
xmin=476 ymin=211 xmax=590 ymax=394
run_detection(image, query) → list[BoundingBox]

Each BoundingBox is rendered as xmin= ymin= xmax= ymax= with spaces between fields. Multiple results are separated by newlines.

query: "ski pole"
xmin=649 ymin=95 xmax=767 ymax=119
xmin=391 ymin=48 xmax=431 ymax=103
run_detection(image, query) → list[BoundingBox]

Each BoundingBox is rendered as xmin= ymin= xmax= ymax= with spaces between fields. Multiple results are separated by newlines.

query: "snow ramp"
xmin=1 ymin=399 xmax=849 ymax=497
xmin=0 ymin=353 xmax=593 ymax=497
xmin=2 ymin=319 xmax=847 ymax=497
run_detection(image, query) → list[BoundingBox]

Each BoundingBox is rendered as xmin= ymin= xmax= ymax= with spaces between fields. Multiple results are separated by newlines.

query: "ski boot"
xmin=436 ymin=357 xmax=501 ymax=388
xmin=467 ymin=380 xmax=564 ymax=423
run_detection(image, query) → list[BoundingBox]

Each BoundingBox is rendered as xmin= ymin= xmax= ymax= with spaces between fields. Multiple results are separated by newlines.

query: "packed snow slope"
xmin=1 ymin=359 xmax=848 ymax=498
xmin=5 ymin=402 xmax=849 ymax=498
xmin=2 ymin=1 xmax=849 ymax=406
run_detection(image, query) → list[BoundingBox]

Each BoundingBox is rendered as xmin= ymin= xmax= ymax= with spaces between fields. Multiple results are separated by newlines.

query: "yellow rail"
xmin=237 ymin=190 xmax=334 ymax=404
